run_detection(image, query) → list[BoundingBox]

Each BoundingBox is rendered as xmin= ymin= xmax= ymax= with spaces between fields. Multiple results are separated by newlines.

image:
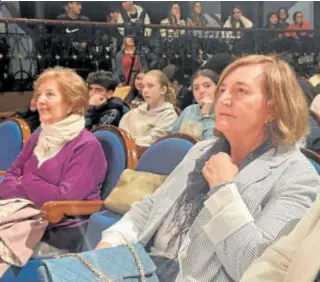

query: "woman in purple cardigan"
xmin=0 ymin=67 xmax=107 ymax=252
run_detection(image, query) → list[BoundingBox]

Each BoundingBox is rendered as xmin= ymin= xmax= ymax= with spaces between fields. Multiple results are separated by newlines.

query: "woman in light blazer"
xmin=241 ymin=193 xmax=320 ymax=282
xmin=96 ymin=55 xmax=320 ymax=282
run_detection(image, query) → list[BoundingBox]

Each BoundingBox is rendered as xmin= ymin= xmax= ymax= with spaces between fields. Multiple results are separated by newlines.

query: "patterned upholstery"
xmin=84 ymin=137 xmax=194 ymax=250
xmin=136 ymin=138 xmax=194 ymax=174
xmin=94 ymin=130 xmax=127 ymax=200
xmin=0 ymin=121 xmax=23 ymax=170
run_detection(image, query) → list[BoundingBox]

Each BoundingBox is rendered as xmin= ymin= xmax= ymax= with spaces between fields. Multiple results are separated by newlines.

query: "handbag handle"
xmin=54 ymin=244 xmax=146 ymax=282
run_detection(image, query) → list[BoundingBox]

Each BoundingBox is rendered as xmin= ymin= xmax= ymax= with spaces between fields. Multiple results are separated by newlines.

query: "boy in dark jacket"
xmin=85 ymin=71 xmax=130 ymax=130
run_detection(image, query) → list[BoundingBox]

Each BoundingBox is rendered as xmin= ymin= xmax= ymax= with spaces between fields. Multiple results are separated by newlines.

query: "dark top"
xmin=12 ymin=107 xmax=40 ymax=133
xmin=176 ymin=86 xmax=194 ymax=110
xmin=56 ymin=13 xmax=91 ymax=45
xmin=85 ymin=97 xmax=130 ymax=130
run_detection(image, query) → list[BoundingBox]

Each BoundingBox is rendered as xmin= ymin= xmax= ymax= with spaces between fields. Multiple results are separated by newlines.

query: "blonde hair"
xmin=34 ymin=67 xmax=89 ymax=115
xmin=146 ymin=70 xmax=176 ymax=105
xmin=216 ymin=55 xmax=309 ymax=146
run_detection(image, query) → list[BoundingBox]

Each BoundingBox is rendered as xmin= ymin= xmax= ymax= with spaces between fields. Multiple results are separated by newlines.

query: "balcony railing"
xmin=0 ymin=17 xmax=318 ymax=92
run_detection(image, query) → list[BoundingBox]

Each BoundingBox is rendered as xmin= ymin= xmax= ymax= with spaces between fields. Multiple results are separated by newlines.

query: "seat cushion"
xmin=136 ymin=138 xmax=194 ymax=175
xmin=1 ymin=259 xmax=41 ymax=282
xmin=94 ymin=130 xmax=127 ymax=200
xmin=104 ymin=169 xmax=167 ymax=214
xmin=82 ymin=210 xmax=121 ymax=251
xmin=0 ymin=121 xmax=23 ymax=170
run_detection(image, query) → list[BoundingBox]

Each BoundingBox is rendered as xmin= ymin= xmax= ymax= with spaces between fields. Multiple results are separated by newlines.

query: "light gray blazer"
xmin=102 ymin=139 xmax=320 ymax=282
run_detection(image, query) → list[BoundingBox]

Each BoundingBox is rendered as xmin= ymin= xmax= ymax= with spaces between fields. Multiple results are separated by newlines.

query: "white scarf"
xmin=34 ymin=114 xmax=85 ymax=167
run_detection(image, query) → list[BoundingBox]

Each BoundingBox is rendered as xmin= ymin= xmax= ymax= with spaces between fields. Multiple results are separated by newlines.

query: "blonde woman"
xmin=119 ymin=70 xmax=178 ymax=147
xmin=97 ymin=55 xmax=319 ymax=281
xmin=0 ymin=67 xmax=107 ymax=252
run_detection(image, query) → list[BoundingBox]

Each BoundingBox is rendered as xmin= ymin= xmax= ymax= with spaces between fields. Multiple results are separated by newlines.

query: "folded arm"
xmin=2 ymin=142 xmax=107 ymax=208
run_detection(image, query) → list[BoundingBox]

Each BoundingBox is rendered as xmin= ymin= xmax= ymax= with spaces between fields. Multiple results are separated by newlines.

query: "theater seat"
xmin=0 ymin=117 xmax=31 ymax=176
xmin=84 ymin=133 xmax=197 ymax=250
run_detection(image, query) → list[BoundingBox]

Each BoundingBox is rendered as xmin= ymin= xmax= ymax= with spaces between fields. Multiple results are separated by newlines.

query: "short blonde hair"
xmin=146 ymin=70 xmax=176 ymax=105
xmin=216 ymin=55 xmax=309 ymax=146
xmin=34 ymin=67 xmax=89 ymax=115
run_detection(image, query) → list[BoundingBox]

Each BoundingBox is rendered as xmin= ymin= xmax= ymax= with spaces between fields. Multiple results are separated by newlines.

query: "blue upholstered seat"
xmin=84 ymin=137 xmax=195 ymax=250
xmin=136 ymin=137 xmax=195 ymax=174
xmin=94 ymin=130 xmax=127 ymax=199
xmin=0 ymin=120 xmax=24 ymax=171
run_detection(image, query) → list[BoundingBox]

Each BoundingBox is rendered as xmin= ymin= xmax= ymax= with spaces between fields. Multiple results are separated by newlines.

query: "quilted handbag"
xmin=37 ymin=244 xmax=159 ymax=282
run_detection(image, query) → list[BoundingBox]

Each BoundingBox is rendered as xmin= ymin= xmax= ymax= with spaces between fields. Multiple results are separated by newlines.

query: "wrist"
xmin=208 ymin=181 xmax=234 ymax=197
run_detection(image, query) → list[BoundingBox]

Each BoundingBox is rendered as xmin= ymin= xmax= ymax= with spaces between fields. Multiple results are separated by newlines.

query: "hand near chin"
xmin=202 ymin=152 xmax=238 ymax=189
xmin=200 ymin=98 xmax=214 ymax=116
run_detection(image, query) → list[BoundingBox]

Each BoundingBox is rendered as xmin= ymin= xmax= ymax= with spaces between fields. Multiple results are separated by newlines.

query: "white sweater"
xmin=222 ymin=16 xmax=253 ymax=39
xmin=119 ymin=102 xmax=178 ymax=147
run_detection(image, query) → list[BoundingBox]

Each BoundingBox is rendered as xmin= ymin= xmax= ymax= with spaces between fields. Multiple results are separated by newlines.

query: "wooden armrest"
xmin=137 ymin=146 xmax=148 ymax=158
xmin=41 ymin=200 xmax=104 ymax=224
xmin=0 ymin=170 xmax=5 ymax=177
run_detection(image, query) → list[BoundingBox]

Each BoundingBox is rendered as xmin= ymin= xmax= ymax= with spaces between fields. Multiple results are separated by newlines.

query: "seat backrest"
xmin=94 ymin=130 xmax=127 ymax=200
xmin=0 ymin=118 xmax=30 ymax=170
xmin=136 ymin=137 xmax=195 ymax=175
xmin=94 ymin=126 xmax=138 ymax=199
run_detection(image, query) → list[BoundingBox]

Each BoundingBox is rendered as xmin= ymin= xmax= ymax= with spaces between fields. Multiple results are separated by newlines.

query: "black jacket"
xmin=85 ymin=97 xmax=130 ymax=130
xmin=12 ymin=107 xmax=40 ymax=132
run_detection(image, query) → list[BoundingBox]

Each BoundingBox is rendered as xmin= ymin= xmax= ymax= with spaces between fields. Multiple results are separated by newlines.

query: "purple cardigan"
xmin=0 ymin=130 xmax=107 ymax=211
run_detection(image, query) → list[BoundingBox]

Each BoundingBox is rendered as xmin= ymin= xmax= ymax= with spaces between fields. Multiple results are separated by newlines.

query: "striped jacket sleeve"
xmin=202 ymin=160 xmax=319 ymax=281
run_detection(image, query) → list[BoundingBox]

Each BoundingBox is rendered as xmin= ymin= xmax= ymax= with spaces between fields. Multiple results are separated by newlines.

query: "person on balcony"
xmin=261 ymin=12 xmax=281 ymax=53
xmin=187 ymin=1 xmax=221 ymax=38
xmin=119 ymin=70 xmax=178 ymax=147
xmin=0 ymin=67 xmax=107 ymax=252
xmin=55 ymin=1 xmax=91 ymax=55
xmin=117 ymin=1 xmax=152 ymax=37
xmin=160 ymin=3 xmax=186 ymax=38
xmin=286 ymin=11 xmax=312 ymax=40
xmin=168 ymin=69 xmax=218 ymax=140
xmin=277 ymin=7 xmax=290 ymax=30
xmin=85 ymin=70 xmax=130 ymax=130
xmin=222 ymin=6 xmax=253 ymax=40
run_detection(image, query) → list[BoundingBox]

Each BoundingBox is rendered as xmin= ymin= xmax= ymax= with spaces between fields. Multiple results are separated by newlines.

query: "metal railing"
xmin=0 ymin=17 xmax=318 ymax=92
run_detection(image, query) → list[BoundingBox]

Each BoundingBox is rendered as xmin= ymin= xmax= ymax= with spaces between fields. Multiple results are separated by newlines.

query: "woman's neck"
xmin=125 ymin=47 xmax=135 ymax=54
xmin=227 ymin=131 xmax=266 ymax=166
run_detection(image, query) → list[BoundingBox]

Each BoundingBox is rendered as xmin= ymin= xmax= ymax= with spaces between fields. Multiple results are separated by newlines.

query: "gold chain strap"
xmin=53 ymin=244 xmax=146 ymax=282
